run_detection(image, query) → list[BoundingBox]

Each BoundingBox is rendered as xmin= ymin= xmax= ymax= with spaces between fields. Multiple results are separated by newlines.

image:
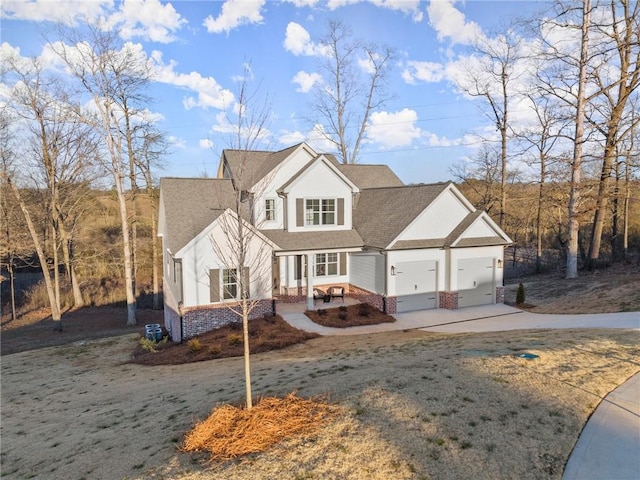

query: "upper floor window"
xmin=265 ymin=198 xmax=276 ymax=221
xmin=306 ymin=199 xmax=335 ymax=226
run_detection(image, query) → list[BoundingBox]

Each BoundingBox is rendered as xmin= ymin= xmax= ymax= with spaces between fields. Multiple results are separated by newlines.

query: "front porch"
xmin=275 ymin=291 xmax=361 ymax=316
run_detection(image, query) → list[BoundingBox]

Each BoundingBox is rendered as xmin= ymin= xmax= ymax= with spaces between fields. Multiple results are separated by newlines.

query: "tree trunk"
xmin=536 ymin=161 xmax=546 ymax=274
xmin=566 ymin=0 xmax=591 ymax=279
xmin=7 ymin=177 xmax=62 ymax=327
xmin=115 ymin=172 xmax=137 ymax=325
xmin=60 ymin=225 xmax=84 ymax=307
xmin=242 ymin=299 xmax=252 ymax=410
xmin=151 ymin=208 xmax=160 ymax=309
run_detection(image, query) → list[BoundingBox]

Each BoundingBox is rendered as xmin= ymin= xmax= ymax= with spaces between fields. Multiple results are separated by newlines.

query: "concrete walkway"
xmin=563 ymin=372 xmax=640 ymax=480
xmin=278 ymin=303 xmax=640 ymax=480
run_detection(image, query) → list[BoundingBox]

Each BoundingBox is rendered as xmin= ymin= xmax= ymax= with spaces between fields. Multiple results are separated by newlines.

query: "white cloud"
xmin=151 ymin=50 xmax=234 ymax=110
xmin=283 ymin=22 xmax=328 ymax=57
xmin=402 ymin=60 xmax=445 ymax=84
xmin=426 ymin=0 xmax=483 ymax=45
xmin=292 ymin=70 xmax=321 ymax=93
xmin=203 ymin=0 xmax=265 ymax=34
xmin=367 ymin=108 xmax=421 ymax=148
xmin=168 ymin=136 xmax=186 ymax=149
xmin=278 ymin=124 xmax=335 ymax=153
xmin=0 ymin=0 xmax=112 ymax=24
xmin=326 ymin=0 xmax=423 ymax=21
xmin=280 ymin=0 xmax=320 ymax=6
xmin=107 ymin=0 xmax=186 ymax=44
xmin=199 ymin=138 xmax=214 ymax=149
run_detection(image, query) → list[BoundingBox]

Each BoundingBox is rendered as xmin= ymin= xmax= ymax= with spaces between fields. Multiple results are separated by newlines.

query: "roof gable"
xmin=354 ymin=182 xmax=451 ymax=249
xmin=159 ymin=178 xmax=236 ymax=254
xmin=448 ymin=211 xmax=513 ymax=247
xmin=278 ymin=154 xmax=360 ymax=194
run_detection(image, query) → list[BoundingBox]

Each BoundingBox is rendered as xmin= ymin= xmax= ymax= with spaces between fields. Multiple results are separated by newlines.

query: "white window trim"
xmin=265 ymin=198 xmax=276 ymax=222
xmin=305 ymin=198 xmax=336 ymax=226
xmin=315 ymin=252 xmax=338 ymax=277
xmin=222 ymin=268 xmax=238 ymax=300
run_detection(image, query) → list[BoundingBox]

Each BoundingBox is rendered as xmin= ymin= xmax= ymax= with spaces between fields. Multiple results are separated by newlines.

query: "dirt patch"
xmin=130 ymin=315 xmax=319 ymax=366
xmin=504 ymin=263 xmax=640 ymax=314
xmin=305 ymin=302 xmax=396 ymax=328
xmin=0 ymin=307 xmax=160 ymax=355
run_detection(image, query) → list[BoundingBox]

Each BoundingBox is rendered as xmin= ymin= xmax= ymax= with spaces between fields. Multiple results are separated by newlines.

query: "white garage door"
xmin=396 ymin=260 xmax=437 ymax=313
xmin=457 ymin=257 xmax=494 ymax=308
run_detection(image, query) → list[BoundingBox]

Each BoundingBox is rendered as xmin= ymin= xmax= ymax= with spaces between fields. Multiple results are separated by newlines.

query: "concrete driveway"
xmin=282 ymin=303 xmax=640 ymax=336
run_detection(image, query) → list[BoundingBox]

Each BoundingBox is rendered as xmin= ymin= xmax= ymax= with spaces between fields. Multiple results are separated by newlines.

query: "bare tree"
xmin=516 ymin=93 xmax=571 ymax=272
xmin=211 ymin=67 xmax=273 ymax=409
xmin=311 ymin=20 xmax=394 ymax=164
xmin=137 ymin=124 xmax=167 ymax=309
xmin=53 ymin=24 xmax=156 ymax=325
xmin=585 ymin=0 xmax=640 ymax=266
xmin=450 ymin=144 xmax=503 ymax=215
xmin=454 ymin=27 xmax=523 ymax=228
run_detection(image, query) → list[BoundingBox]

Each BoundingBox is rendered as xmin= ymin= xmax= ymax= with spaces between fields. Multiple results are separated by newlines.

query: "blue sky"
xmin=1 ymin=0 xmax=549 ymax=184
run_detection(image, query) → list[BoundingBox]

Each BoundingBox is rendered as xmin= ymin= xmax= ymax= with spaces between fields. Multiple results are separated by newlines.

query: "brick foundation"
xmin=496 ymin=286 xmax=505 ymax=304
xmin=439 ymin=291 xmax=459 ymax=310
xmin=179 ymin=299 xmax=274 ymax=341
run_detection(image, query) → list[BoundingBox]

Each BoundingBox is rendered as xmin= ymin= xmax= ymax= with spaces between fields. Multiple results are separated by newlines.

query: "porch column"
xmin=306 ymin=253 xmax=314 ymax=310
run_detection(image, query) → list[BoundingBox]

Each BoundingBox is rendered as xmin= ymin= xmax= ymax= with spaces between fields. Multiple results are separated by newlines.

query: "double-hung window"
xmin=305 ymin=199 xmax=335 ymax=226
xmin=265 ymin=199 xmax=276 ymax=221
xmin=222 ymin=268 xmax=238 ymax=300
xmin=315 ymin=253 xmax=338 ymax=276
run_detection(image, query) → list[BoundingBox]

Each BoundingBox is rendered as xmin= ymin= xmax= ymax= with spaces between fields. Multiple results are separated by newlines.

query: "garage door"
xmin=457 ymin=257 xmax=494 ymax=308
xmin=396 ymin=261 xmax=437 ymax=312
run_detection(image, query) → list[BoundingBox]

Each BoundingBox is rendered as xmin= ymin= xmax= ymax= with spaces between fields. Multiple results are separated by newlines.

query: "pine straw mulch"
xmin=130 ymin=315 xmax=320 ymax=365
xmin=181 ymin=392 xmax=337 ymax=462
xmin=305 ymin=302 xmax=396 ymax=328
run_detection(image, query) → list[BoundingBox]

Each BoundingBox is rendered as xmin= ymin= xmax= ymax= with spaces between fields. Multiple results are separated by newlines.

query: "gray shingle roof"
xmin=222 ymin=144 xmax=301 ymax=191
xmin=354 ymin=182 xmax=452 ymax=249
xmin=337 ymin=164 xmax=404 ymax=189
xmin=261 ymin=229 xmax=363 ymax=251
xmin=160 ymin=178 xmax=237 ymax=254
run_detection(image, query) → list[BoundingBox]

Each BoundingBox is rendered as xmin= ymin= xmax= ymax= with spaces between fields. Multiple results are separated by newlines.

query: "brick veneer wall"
xmin=439 ymin=291 xmax=459 ymax=310
xmin=496 ymin=286 xmax=505 ymax=304
xmin=180 ymin=299 xmax=274 ymax=340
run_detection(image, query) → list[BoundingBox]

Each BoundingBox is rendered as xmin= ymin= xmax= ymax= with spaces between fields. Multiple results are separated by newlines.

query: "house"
xmin=158 ymin=142 xmax=512 ymax=341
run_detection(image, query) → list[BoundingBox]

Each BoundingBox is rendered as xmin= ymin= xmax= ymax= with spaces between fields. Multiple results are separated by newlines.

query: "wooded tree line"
xmin=450 ymin=0 xmax=639 ymax=277
xmin=1 ymin=24 xmax=165 ymax=329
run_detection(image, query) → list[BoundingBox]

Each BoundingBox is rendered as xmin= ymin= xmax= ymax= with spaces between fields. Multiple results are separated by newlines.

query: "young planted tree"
xmin=311 ymin=20 xmax=394 ymax=164
xmin=211 ymin=68 xmax=274 ymax=409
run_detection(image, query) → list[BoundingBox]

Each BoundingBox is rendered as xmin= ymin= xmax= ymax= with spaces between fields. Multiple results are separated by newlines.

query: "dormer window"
xmin=305 ymin=199 xmax=335 ymax=226
xmin=265 ymin=198 xmax=276 ymax=221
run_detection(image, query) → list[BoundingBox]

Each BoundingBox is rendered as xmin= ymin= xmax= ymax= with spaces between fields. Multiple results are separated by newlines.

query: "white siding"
xmin=399 ymin=189 xmax=471 ymax=241
xmin=286 ymin=161 xmax=353 ymax=232
xmin=462 ymin=219 xmax=497 ymax=238
xmin=178 ymin=214 xmax=273 ymax=308
xmin=252 ymin=145 xmax=315 ymax=230
xmin=350 ymin=252 xmax=384 ymax=294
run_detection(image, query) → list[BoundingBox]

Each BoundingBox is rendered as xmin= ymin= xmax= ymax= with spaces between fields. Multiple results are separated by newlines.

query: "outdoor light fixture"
xmin=497 ymin=260 xmax=503 ymax=269
xmin=391 ymin=265 xmax=396 ymax=275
